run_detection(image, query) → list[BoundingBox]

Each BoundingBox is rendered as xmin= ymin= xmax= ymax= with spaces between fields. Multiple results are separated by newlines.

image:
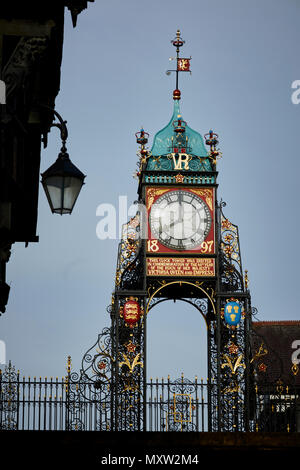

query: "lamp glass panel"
xmin=62 ymin=176 xmax=83 ymax=211
xmin=44 ymin=176 xmax=64 ymax=210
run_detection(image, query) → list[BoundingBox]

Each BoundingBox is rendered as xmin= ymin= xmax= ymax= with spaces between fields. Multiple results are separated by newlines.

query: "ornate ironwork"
xmin=115 ymin=212 xmax=143 ymax=290
xmin=219 ymin=203 xmax=244 ymax=293
xmin=80 ymin=326 xmax=113 ymax=394
xmin=0 ymin=362 xmax=298 ymax=432
xmin=0 ymin=361 xmax=19 ymax=430
xmin=111 ymin=295 xmax=146 ymax=431
xmin=161 ymin=377 xmax=199 ymax=432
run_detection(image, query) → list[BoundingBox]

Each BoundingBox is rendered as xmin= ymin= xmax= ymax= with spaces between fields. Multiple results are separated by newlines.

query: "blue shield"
xmin=224 ymin=301 xmax=242 ymax=326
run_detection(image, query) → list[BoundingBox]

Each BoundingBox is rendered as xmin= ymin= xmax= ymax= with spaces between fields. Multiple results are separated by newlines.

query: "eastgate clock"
xmin=149 ymin=190 xmax=211 ymax=250
xmin=147 ymin=187 xmax=215 ymax=254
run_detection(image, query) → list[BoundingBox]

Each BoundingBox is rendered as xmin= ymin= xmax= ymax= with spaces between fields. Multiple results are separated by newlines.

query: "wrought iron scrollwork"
xmin=64 ymin=327 xmax=114 ymax=430
xmin=0 ymin=361 xmax=19 ymax=430
xmin=79 ymin=327 xmax=113 ymax=399
xmin=120 ymin=250 xmax=144 ymax=290
xmin=219 ymin=205 xmax=244 ymax=292
xmin=219 ymin=252 xmax=244 ymax=292
xmin=113 ymin=296 xmax=146 ymax=431
xmin=115 ymin=212 xmax=144 ymax=291
xmin=159 ymin=377 xmax=198 ymax=432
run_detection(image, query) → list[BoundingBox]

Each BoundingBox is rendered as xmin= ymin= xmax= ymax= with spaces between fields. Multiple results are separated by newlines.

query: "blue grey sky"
xmin=2 ymin=0 xmax=299 ymax=380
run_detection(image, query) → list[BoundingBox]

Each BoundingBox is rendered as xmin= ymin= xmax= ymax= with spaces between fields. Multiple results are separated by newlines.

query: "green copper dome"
xmin=150 ymin=100 xmax=208 ymax=157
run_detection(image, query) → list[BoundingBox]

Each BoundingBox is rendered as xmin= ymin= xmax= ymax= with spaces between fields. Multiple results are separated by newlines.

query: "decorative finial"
xmin=204 ymin=129 xmax=221 ymax=164
xmin=166 ymin=30 xmax=191 ymax=100
xmin=244 ymin=270 xmax=249 ymax=289
xmin=204 ymin=130 xmax=219 ymax=151
xmin=66 ymin=355 xmax=72 ymax=374
xmin=173 ymin=89 xmax=181 ymax=100
xmin=134 ymin=128 xmax=149 ymax=178
xmin=173 ymin=115 xmax=186 ymax=134
xmin=171 ymin=29 xmax=185 ymax=50
xmin=135 ymin=128 xmax=149 ymax=160
xmin=136 ymin=128 xmax=149 ymax=149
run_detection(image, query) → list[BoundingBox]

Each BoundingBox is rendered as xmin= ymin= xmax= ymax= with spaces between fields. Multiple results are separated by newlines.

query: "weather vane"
xmin=166 ymin=29 xmax=191 ymax=99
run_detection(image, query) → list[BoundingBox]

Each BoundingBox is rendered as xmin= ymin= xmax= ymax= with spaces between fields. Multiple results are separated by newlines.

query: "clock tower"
xmin=81 ymin=31 xmax=253 ymax=432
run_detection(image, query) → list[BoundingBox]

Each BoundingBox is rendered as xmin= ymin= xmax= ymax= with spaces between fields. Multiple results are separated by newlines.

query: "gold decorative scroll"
xmin=146 ymin=188 xmax=169 ymax=210
xmin=191 ymin=188 xmax=213 ymax=211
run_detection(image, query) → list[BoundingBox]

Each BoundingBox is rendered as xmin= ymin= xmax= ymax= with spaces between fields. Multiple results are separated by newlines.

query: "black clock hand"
xmin=161 ymin=216 xmax=181 ymax=232
xmin=158 ymin=219 xmax=163 ymax=235
xmin=178 ymin=194 xmax=183 ymax=222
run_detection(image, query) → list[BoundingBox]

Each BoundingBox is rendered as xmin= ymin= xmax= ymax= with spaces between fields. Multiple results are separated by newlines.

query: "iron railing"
xmin=0 ymin=372 xmax=209 ymax=431
xmin=254 ymin=382 xmax=300 ymax=432
xmin=146 ymin=377 xmax=209 ymax=432
xmin=0 ymin=366 xmax=299 ymax=432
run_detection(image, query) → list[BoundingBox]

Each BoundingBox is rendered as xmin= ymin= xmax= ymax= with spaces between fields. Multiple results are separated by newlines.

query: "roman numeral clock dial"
xmin=148 ymin=189 xmax=212 ymax=252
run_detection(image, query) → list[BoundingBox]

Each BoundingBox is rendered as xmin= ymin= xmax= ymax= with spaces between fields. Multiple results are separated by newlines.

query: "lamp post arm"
xmin=39 ymin=103 xmax=69 ymax=149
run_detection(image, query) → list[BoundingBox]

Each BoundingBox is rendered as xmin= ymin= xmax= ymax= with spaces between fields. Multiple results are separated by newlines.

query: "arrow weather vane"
xmin=166 ymin=29 xmax=191 ymax=99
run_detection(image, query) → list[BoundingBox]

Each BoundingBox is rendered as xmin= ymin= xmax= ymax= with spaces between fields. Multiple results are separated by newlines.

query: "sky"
xmin=1 ymin=0 xmax=300 ymax=381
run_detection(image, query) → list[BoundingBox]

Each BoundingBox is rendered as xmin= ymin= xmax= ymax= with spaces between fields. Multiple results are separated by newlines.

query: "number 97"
xmin=200 ymin=240 xmax=213 ymax=253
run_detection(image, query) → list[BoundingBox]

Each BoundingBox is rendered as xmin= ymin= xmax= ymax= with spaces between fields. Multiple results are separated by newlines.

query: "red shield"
xmin=123 ymin=300 xmax=141 ymax=326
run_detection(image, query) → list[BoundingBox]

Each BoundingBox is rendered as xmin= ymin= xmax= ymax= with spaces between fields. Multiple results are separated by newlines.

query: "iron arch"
xmin=146 ymin=280 xmax=216 ymax=327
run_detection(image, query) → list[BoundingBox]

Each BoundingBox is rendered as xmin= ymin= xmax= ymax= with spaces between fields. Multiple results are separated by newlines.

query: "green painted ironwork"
xmin=147 ymin=100 xmax=210 ymax=172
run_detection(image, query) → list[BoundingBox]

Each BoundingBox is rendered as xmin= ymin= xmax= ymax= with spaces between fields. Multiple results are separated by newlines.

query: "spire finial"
xmin=135 ymin=128 xmax=149 ymax=177
xmin=166 ymin=30 xmax=191 ymax=100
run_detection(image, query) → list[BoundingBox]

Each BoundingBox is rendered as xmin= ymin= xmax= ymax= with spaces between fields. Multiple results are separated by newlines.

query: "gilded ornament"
xmin=222 ymin=384 xmax=240 ymax=394
xmin=175 ymin=173 xmax=185 ymax=183
xmin=250 ymin=343 xmax=268 ymax=363
xmin=119 ymin=353 xmax=143 ymax=374
xmin=126 ymin=342 xmax=137 ymax=353
xmin=221 ymin=354 xmax=246 ymax=374
xmin=221 ymin=218 xmax=232 ymax=230
xmin=291 ymin=360 xmax=299 ymax=376
xmin=276 ymin=379 xmax=284 ymax=394
xmin=258 ymin=363 xmax=267 ymax=373
xmin=228 ymin=343 xmax=239 ymax=355
xmin=97 ymin=361 xmax=106 ymax=371
xmin=224 ymin=234 xmax=233 ymax=243
xmin=192 ymin=188 xmax=213 ymax=211
xmin=146 ymin=187 xmax=169 ymax=210
xmin=244 ymin=270 xmax=249 ymax=289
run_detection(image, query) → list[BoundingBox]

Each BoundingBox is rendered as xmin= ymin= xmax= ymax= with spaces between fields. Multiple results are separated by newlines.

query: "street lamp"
xmin=41 ymin=107 xmax=85 ymax=215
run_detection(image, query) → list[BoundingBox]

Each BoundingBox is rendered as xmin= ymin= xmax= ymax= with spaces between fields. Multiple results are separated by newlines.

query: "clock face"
xmin=149 ymin=190 xmax=212 ymax=250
